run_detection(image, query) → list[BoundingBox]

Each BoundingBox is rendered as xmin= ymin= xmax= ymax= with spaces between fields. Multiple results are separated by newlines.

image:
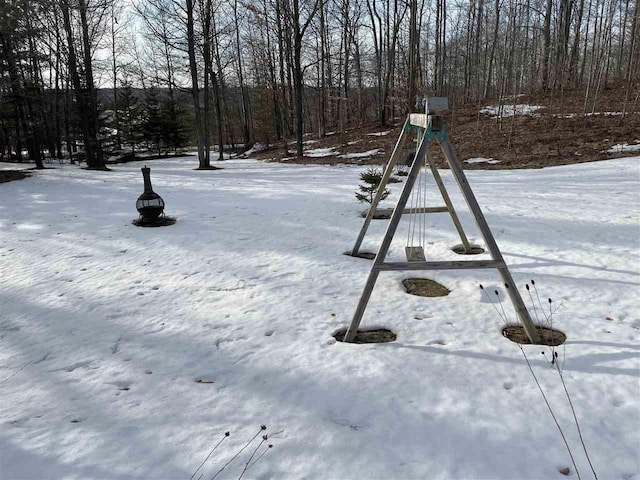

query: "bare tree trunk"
xmin=202 ymin=0 xmax=212 ymax=165
xmin=186 ymin=0 xmax=207 ymax=169
xmin=569 ymin=0 xmax=586 ymax=85
xmin=407 ymin=0 xmax=418 ymax=111
xmin=275 ymin=0 xmax=289 ymax=154
xmin=484 ymin=0 xmax=501 ymax=98
xmin=111 ymin=2 xmax=121 ymax=150
xmin=541 ymin=0 xmax=552 ymax=90
xmin=291 ymin=0 xmax=322 ymax=157
xmin=234 ymin=0 xmax=251 ymax=147
xmin=78 ymin=0 xmax=105 ymax=169
xmin=622 ymin=0 xmax=639 ymax=118
xmin=60 ymin=0 xmax=102 ymax=169
xmin=319 ymin=0 xmax=327 ymax=137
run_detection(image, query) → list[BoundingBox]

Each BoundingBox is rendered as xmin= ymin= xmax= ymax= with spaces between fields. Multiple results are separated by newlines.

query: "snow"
xmin=367 ymin=131 xmax=392 ymax=137
xmin=241 ymin=142 xmax=268 ymax=157
xmin=339 ymin=149 xmax=383 ymax=159
xmin=553 ymin=111 xmax=638 ymax=119
xmin=289 ymin=140 xmax=320 ymax=147
xmin=185 ymin=150 xmax=234 ymax=160
xmin=605 ymin=142 xmax=640 ymax=153
xmin=464 ymin=157 xmax=501 ymax=165
xmin=481 ymin=104 xmax=545 ymax=117
xmin=305 ymin=147 xmax=338 ymax=157
xmin=1 ymin=157 xmax=639 ymax=479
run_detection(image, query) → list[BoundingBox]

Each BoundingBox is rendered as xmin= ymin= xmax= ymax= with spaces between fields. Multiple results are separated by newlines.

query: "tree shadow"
xmin=384 ymin=341 xmax=640 ymax=378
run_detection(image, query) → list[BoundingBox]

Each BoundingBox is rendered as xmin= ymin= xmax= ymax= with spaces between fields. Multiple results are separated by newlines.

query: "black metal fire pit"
xmin=133 ymin=166 xmax=175 ymax=227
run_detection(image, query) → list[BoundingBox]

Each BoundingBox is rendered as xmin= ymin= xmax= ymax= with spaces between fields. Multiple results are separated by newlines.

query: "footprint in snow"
xmin=427 ymin=339 xmax=447 ymax=346
xmin=194 ymin=378 xmax=215 ymax=384
xmin=265 ymin=330 xmax=274 ymax=336
xmin=108 ymin=380 xmax=132 ymax=391
xmin=503 ymin=382 xmax=513 ymax=390
xmin=611 ymin=397 xmax=624 ymax=407
xmin=61 ymin=360 xmax=94 ymax=372
xmin=34 ymin=353 xmax=51 ymax=364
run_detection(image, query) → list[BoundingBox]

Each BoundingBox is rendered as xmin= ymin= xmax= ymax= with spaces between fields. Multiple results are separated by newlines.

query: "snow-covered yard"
xmin=1 ymin=157 xmax=639 ymax=479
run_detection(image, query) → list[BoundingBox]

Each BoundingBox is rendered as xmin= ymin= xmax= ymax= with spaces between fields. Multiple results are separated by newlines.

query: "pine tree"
xmin=356 ymin=168 xmax=389 ymax=203
xmin=118 ymin=80 xmax=143 ymax=157
xmin=142 ymin=87 xmax=163 ymax=155
xmin=161 ymin=97 xmax=188 ymax=155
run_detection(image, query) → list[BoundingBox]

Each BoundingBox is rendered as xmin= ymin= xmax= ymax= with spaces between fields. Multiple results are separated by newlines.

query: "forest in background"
xmin=0 ymin=0 xmax=638 ymax=170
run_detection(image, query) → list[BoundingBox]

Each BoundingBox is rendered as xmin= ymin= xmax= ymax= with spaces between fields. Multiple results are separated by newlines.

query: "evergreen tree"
xmin=356 ymin=168 xmax=390 ymax=203
xmin=118 ymin=80 xmax=143 ymax=156
xmin=161 ymin=97 xmax=188 ymax=155
xmin=142 ymin=87 xmax=163 ymax=155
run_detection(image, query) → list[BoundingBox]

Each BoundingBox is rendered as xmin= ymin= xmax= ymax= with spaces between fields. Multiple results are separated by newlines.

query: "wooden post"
xmin=351 ymin=118 xmax=409 ymax=256
xmin=345 ymin=129 xmax=434 ymax=342
xmin=424 ymin=152 xmax=472 ymax=252
xmin=438 ymin=134 xmax=540 ymax=343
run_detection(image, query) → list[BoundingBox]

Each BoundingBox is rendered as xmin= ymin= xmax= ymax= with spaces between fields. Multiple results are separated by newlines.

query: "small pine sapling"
xmin=356 ymin=168 xmax=389 ymax=204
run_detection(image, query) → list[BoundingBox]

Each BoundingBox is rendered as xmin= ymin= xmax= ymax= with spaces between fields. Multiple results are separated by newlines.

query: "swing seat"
xmin=405 ymin=246 xmax=426 ymax=262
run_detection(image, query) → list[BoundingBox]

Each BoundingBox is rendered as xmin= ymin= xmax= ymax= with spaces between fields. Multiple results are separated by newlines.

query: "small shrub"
xmin=356 ymin=167 xmax=389 ymax=203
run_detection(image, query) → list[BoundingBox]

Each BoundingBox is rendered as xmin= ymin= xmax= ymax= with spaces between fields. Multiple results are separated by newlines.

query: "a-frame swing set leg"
xmin=351 ymin=118 xmax=410 ymax=257
xmin=350 ymin=123 xmax=472 ymax=257
xmin=424 ymin=149 xmax=472 ymax=252
xmin=345 ymin=128 xmax=434 ymax=342
xmin=345 ymin=101 xmax=540 ymax=344
xmin=437 ymin=137 xmax=538 ymax=342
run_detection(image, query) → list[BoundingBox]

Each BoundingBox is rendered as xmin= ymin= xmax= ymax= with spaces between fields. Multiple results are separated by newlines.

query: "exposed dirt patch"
xmin=402 ymin=278 xmax=450 ymax=297
xmin=252 ymin=86 xmax=640 ymax=169
xmin=343 ymin=250 xmax=376 ymax=260
xmin=452 ymin=244 xmax=485 ymax=255
xmin=502 ymin=325 xmax=566 ymax=346
xmin=359 ymin=208 xmax=393 ymax=219
xmin=0 ymin=170 xmax=29 ymax=184
xmin=333 ymin=328 xmax=396 ymax=343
